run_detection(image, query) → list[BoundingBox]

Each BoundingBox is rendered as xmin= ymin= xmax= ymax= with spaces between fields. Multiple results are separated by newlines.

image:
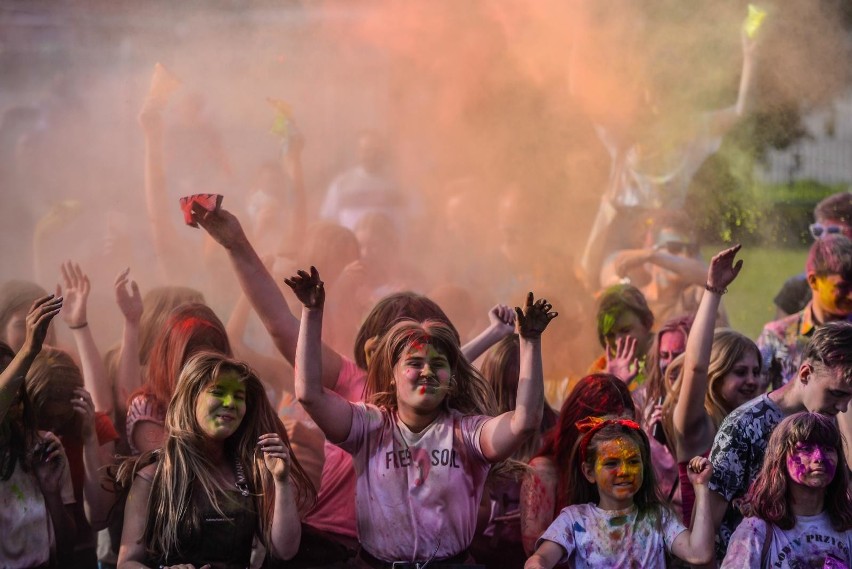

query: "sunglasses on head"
xmin=658 ymin=241 xmax=699 ymax=256
xmin=809 ymin=223 xmax=845 ymax=240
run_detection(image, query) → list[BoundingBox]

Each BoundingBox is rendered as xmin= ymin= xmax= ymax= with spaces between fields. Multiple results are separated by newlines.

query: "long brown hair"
xmin=366 ymin=319 xmax=496 ymax=417
xmin=744 ymin=412 xmax=852 ymax=531
xmin=566 ymin=420 xmax=664 ymax=519
xmin=130 ymin=352 xmax=315 ymax=561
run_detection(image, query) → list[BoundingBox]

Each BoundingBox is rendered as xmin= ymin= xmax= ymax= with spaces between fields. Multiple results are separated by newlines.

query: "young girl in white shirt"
xmin=288 ymin=266 xmax=556 ymax=567
xmin=525 ymin=417 xmax=715 ymax=568
xmin=722 ymin=412 xmax=852 ymax=568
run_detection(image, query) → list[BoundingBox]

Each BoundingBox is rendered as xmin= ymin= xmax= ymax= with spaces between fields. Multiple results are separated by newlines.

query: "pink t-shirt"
xmin=303 ymin=357 xmax=365 ymax=537
xmin=339 ymin=403 xmax=491 ymax=562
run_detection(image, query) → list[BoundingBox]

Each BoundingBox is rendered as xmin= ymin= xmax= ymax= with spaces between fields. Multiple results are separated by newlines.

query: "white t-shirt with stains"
xmin=721 ymin=514 xmax=852 ymax=569
xmin=0 ymin=448 xmax=75 ymax=568
xmin=339 ymin=403 xmax=491 ymax=562
xmin=536 ymin=503 xmax=686 ymax=568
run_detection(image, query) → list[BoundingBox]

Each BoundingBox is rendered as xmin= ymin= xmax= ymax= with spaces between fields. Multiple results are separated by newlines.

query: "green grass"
xmin=703 ymin=245 xmax=808 ymax=339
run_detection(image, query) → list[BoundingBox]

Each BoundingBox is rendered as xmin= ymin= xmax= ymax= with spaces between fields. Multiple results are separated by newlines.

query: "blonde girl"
xmin=117 ymin=352 xmax=314 ymax=569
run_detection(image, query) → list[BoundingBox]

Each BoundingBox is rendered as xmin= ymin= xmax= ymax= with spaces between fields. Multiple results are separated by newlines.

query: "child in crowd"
xmin=520 ymin=373 xmax=636 ymax=555
xmin=125 ymin=302 xmax=231 ymax=454
xmin=1 ymin=294 xmax=76 ymax=568
xmin=26 ymin=347 xmax=119 ymax=568
xmin=663 ymin=244 xmax=762 ymax=524
xmin=289 ymin=266 xmax=556 ymax=566
xmin=722 ymin=412 xmax=852 ymax=568
xmin=525 ymin=418 xmax=715 ymax=568
xmin=117 ymin=351 xmax=315 ymax=569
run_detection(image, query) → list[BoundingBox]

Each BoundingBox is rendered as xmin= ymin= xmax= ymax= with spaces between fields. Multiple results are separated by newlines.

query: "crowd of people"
xmin=4 ymin=45 xmax=852 ymax=569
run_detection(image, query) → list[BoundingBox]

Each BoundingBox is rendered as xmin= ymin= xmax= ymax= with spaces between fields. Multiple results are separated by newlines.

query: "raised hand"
xmin=258 ymin=433 xmax=292 ymax=482
xmin=515 ymin=293 xmax=558 ymax=340
xmin=32 ymin=431 xmax=67 ymax=495
xmin=190 ymin=204 xmax=248 ymax=250
xmin=487 ymin=304 xmax=516 ymax=339
xmin=605 ymin=335 xmax=640 ymax=385
xmin=58 ymin=261 xmax=90 ymax=329
xmin=114 ymin=268 xmax=143 ymax=324
xmin=686 ymin=456 xmax=713 ymax=486
xmin=707 ymin=244 xmax=743 ymax=293
xmin=284 ymin=266 xmax=325 ymax=310
xmin=22 ymin=294 xmax=63 ymax=357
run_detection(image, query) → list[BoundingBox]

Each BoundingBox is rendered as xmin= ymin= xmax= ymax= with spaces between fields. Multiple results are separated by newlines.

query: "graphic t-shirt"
xmin=536 ymin=503 xmax=686 ymax=568
xmin=708 ymin=394 xmax=785 ymax=559
xmin=339 ymin=404 xmax=491 ymax=562
xmin=721 ymin=514 xmax=852 ymax=569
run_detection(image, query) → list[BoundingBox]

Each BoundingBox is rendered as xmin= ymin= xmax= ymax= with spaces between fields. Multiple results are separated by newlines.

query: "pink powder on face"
xmin=419 ymin=385 xmax=426 ymax=395
xmin=786 ymin=443 xmax=837 ymax=487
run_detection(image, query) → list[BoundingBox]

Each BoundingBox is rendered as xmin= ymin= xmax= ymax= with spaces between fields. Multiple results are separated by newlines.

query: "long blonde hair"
xmin=663 ymin=329 xmax=761 ymax=449
xmin=119 ymin=352 xmax=314 ymax=561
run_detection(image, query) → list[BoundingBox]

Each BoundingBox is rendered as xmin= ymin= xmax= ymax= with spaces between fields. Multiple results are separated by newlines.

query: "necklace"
xmin=234 ymin=457 xmax=250 ymax=497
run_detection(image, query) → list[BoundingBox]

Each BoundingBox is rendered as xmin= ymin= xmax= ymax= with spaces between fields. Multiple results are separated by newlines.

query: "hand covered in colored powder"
xmin=284 ymin=266 xmax=325 ymax=310
xmin=515 ymin=292 xmax=558 ymax=340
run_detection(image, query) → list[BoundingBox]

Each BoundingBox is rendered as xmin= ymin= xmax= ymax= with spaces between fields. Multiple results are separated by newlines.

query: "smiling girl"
xmin=661 ymin=244 xmax=763 ymax=523
xmin=288 ymin=266 xmax=556 ymax=567
xmin=116 ymin=352 xmax=314 ymax=569
xmin=525 ymin=418 xmax=715 ymax=568
xmin=721 ymin=412 xmax=852 ymax=568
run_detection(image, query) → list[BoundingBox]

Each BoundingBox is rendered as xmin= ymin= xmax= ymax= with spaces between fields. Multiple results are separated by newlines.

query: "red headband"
xmin=576 ymin=416 xmax=642 ymax=462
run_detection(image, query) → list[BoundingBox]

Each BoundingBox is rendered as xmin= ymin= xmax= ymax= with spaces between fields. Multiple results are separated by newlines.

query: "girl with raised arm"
xmin=289 ymin=266 xmax=555 ymax=567
xmin=525 ymin=419 xmax=715 ymax=568
xmin=663 ymin=244 xmax=762 ymax=524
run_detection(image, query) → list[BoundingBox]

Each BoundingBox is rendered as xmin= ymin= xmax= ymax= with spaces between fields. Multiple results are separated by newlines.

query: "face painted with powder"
xmin=393 ymin=341 xmax=452 ymax=414
xmin=810 ymin=274 xmax=852 ymax=320
xmin=195 ymin=371 xmax=247 ymax=441
xmin=583 ymin=436 xmax=644 ymax=510
xmin=786 ymin=442 xmax=838 ymax=488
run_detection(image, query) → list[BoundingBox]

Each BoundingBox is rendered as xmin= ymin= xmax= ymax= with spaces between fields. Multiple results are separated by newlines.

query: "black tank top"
xmin=149 ymin=485 xmax=258 ymax=569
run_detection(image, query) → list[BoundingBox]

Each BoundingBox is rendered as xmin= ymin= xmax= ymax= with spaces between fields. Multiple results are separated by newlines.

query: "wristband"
xmin=68 ymin=322 xmax=88 ymax=330
xmin=704 ymin=283 xmax=727 ymax=295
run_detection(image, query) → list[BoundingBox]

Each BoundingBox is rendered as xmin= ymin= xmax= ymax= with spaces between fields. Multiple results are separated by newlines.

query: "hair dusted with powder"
xmin=643 ymin=314 xmax=693 ymax=419
xmin=595 ymin=284 xmax=654 ymax=348
xmin=801 ymin=321 xmax=852 ymax=384
xmin=806 ymin=235 xmax=852 ymax=280
xmin=138 ymin=286 xmax=206 ymax=366
xmin=566 ymin=420 xmax=663 ymax=517
xmin=366 ymin=319 xmax=496 ymax=417
xmin=537 ymin=373 xmax=636 ymax=510
xmin=132 ymin=302 xmax=231 ymax=418
xmin=353 ymin=292 xmax=458 ymax=370
xmin=126 ymin=352 xmax=315 ymax=562
xmin=744 ymin=412 xmax=852 ymax=531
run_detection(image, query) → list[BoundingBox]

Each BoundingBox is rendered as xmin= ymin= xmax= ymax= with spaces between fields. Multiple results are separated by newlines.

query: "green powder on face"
xmin=600 ymin=312 xmax=616 ymax=336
